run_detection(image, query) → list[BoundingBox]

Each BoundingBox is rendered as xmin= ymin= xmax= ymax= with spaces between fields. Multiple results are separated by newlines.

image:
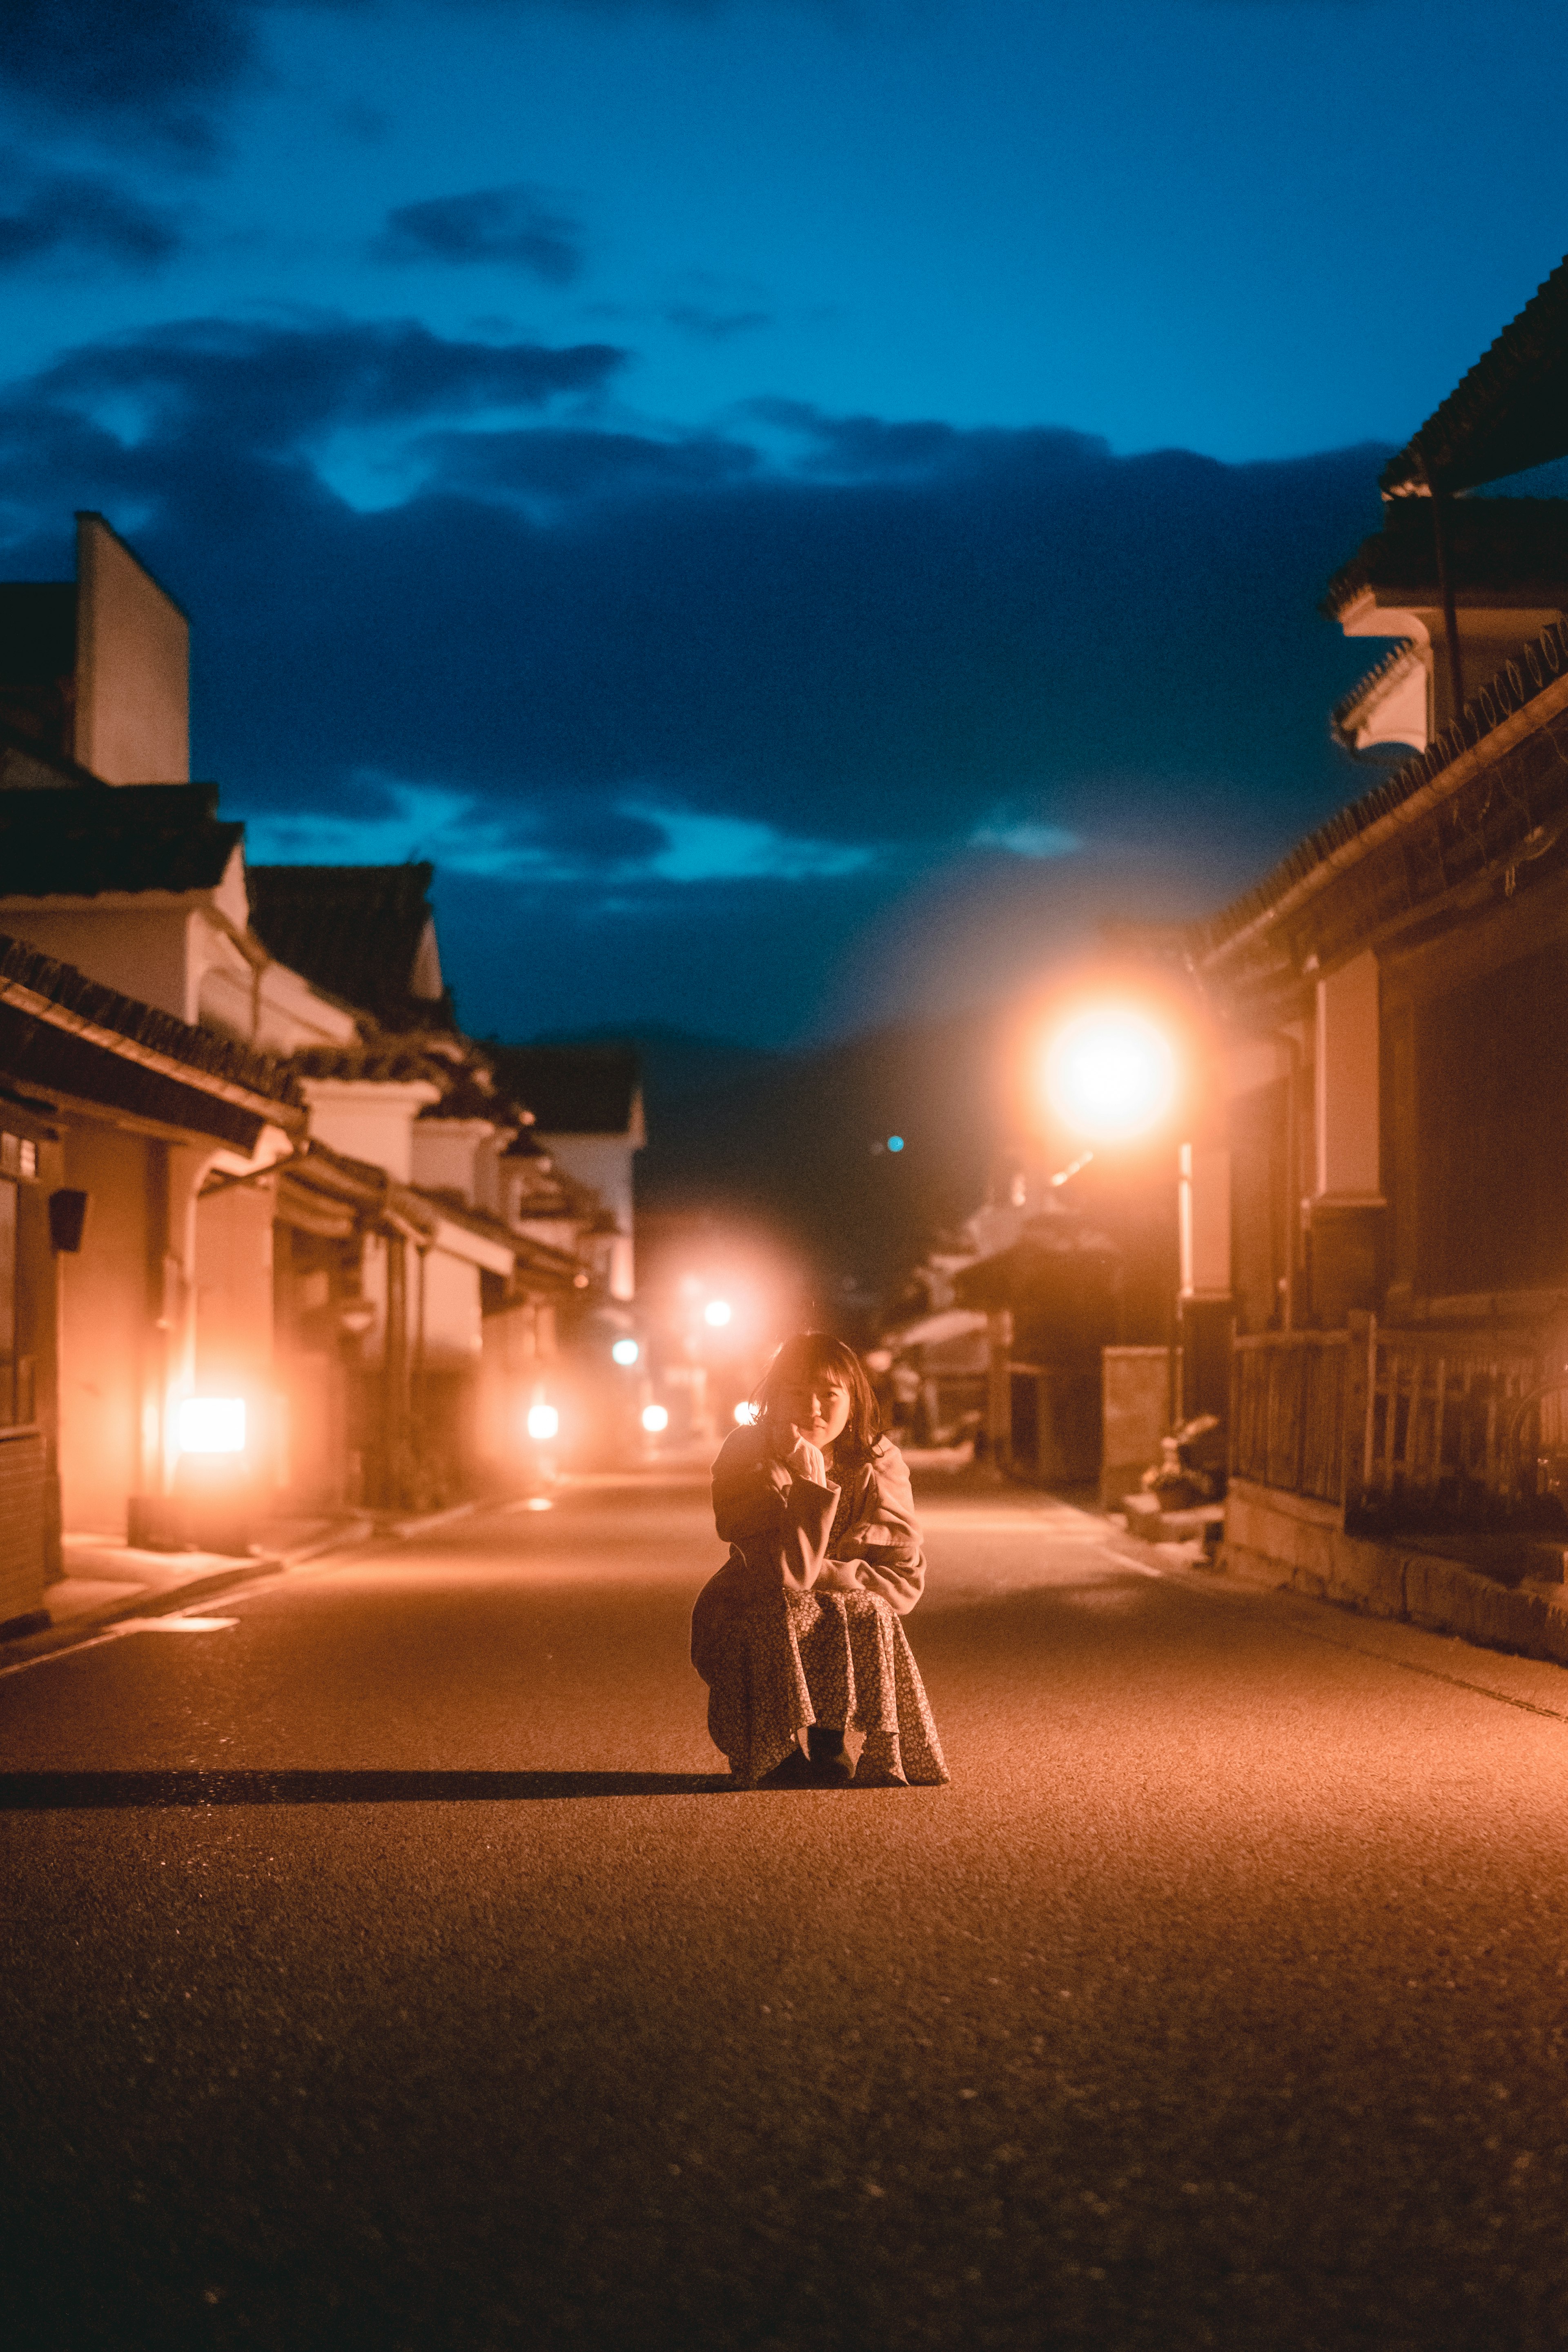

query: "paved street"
xmin=4 ymin=1474 xmax=1568 ymax=2352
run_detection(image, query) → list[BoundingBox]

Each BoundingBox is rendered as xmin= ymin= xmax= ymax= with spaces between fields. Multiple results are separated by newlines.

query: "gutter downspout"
xmin=1417 ymin=444 xmax=1466 ymax=727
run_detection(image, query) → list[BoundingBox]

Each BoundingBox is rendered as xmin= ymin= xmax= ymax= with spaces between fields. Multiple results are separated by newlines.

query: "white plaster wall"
xmin=74 ymin=514 xmax=189 ymax=785
xmin=197 ymin=934 xmax=358 ymax=1054
xmin=1179 ymin=1140 xmax=1232 ymax=1299
xmin=419 ymin=1250 xmax=483 ymax=1368
xmin=536 ymin=1133 xmax=637 ymax=1295
xmin=57 ymin=1123 xmax=151 ymax=1535
xmin=1315 ymin=952 xmax=1381 ymax=1202
xmin=410 ymin=1120 xmax=494 ymax=1205
xmin=300 ymin=1082 xmax=438 ymax=1183
xmin=0 ymin=902 xmax=198 ymax=1022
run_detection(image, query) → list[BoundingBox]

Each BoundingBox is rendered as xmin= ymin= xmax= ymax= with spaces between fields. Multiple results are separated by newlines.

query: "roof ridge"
xmin=0 ymin=929 xmax=300 ymax=1108
xmin=1196 ymin=613 xmax=1568 ymax=963
xmin=1382 ymin=252 xmax=1568 ymax=494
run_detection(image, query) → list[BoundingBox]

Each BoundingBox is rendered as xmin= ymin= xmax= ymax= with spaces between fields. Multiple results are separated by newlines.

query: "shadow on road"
xmin=0 ymin=1768 xmax=734 ymax=1809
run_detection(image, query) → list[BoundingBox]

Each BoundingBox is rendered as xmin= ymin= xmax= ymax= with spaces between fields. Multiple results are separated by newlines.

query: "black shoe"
xmin=758 ymin=1746 xmax=815 ymax=1788
xmin=806 ymin=1726 xmax=857 ymax=1784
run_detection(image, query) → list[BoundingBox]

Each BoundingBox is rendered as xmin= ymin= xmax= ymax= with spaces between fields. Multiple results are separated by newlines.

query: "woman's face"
xmin=775 ymin=1375 xmax=851 ymax=1449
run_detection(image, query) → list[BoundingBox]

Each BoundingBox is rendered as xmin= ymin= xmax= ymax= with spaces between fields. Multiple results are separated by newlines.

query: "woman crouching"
xmin=692 ymin=1332 xmax=949 ymax=1789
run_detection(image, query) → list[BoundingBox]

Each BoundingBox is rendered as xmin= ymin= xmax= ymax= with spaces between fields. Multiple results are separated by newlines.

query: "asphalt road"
xmin=4 ymin=1472 xmax=1568 ymax=2352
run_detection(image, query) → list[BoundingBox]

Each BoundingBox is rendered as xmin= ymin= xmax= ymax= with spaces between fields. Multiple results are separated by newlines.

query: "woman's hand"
xmin=782 ymin=1431 xmax=829 ymax=1488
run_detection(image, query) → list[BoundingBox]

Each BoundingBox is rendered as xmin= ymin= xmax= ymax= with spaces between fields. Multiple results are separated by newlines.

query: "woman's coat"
xmin=692 ymin=1422 xmax=924 ymax=1684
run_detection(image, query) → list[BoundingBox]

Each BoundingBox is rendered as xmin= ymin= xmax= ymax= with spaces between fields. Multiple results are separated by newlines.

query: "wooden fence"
xmin=1231 ymin=1332 xmax=1349 ymax=1506
xmin=1232 ymin=1318 xmax=1565 ymax=1523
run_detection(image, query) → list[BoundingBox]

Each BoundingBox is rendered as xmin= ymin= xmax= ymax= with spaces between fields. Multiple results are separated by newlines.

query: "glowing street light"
xmin=177 ymin=1396 xmax=247 ymax=1455
xmin=526 ymin=1403 xmax=560 ymax=1441
xmin=704 ymin=1298 xmax=732 ymax=1328
xmin=733 ymin=1400 xmax=757 ymax=1425
xmin=642 ymin=1403 xmax=669 ymax=1433
xmin=611 ymin=1337 xmax=640 ymax=1366
xmin=1045 ymin=1009 xmax=1177 ymax=1144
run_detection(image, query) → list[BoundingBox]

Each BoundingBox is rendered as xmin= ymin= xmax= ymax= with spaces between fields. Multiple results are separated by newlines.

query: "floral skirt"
xmin=693 ymin=1566 xmax=949 ymax=1788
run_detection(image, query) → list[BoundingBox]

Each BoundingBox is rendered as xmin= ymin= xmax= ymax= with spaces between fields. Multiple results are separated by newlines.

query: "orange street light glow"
xmin=527 ymin=1403 xmax=560 ymax=1441
xmin=642 ymin=1403 xmax=670 ymax=1433
xmin=704 ymin=1298 xmax=733 ymax=1327
xmin=177 ymin=1396 xmax=247 ymax=1455
xmin=1045 ymin=1009 xmax=1177 ymax=1143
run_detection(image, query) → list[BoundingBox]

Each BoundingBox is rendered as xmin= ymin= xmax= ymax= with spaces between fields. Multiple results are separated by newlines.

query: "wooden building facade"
xmin=1194 ymin=255 xmax=1568 ymax=1570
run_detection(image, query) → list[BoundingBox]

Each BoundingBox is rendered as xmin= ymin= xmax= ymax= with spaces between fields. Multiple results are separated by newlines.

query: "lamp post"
xmin=1039 ymin=1002 xmax=1221 ymax=1447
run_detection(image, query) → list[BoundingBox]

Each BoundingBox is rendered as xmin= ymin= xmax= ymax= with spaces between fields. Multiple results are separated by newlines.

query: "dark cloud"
xmin=0 ymin=0 xmax=797 ymax=148
xmin=664 ymin=303 xmax=773 ymax=342
xmin=0 ymin=161 xmax=183 ymax=272
xmin=0 ymin=0 xmax=254 ymax=149
xmin=9 ymin=315 xmax=622 ymax=464
xmin=419 ymin=423 xmax=758 ymax=502
xmin=372 ymin=184 xmax=585 ymax=282
xmin=0 ymin=309 xmax=1390 ymax=1037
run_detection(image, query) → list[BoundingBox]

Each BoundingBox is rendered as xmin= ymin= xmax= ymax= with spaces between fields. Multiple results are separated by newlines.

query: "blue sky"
xmin=2 ymin=0 xmax=1566 ymax=1043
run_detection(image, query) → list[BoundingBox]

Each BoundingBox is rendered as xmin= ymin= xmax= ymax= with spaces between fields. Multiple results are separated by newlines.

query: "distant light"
xmin=611 ymin=1338 xmax=640 ymax=1366
xmin=177 ymin=1396 xmax=246 ymax=1456
xmin=642 ymin=1403 xmax=669 ymax=1433
xmin=886 ymin=1135 xmax=904 ymax=1153
xmin=733 ymin=1400 xmax=757 ymax=1425
xmin=525 ymin=1496 xmax=553 ymax=1512
xmin=526 ymin=1403 xmax=559 ymax=1441
xmin=704 ymin=1299 xmax=732 ymax=1327
xmin=1045 ymin=1010 xmax=1177 ymax=1143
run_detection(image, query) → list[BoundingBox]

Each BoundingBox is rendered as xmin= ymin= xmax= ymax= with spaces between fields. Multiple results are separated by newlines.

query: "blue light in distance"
xmin=611 ymin=1337 xmax=640 ymax=1366
xmin=886 ymin=1135 xmax=905 ymax=1153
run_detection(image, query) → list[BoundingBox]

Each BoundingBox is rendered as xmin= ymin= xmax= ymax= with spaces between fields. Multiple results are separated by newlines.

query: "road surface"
xmin=4 ymin=1471 xmax=1568 ymax=2350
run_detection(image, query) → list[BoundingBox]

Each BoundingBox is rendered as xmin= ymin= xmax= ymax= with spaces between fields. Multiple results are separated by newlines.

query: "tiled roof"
xmin=1195 ymin=614 xmax=1568 ymax=967
xmin=0 ymin=582 xmax=75 ymax=686
xmin=0 ymin=717 xmax=101 ymax=792
xmin=245 ymin=864 xmax=455 ymax=1033
xmin=0 ymin=929 xmax=302 ymax=1149
xmin=0 ymin=782 xmax=241 ymax=897
xmin=1329 ymin=640 xmax=1421 ymax=751
xmin=416 ymin=1065 xmax=523 ymax=1124
xmin=290 ymin=1044 xmax=450 ymax=1087
xmin=1382 ymin=252 xmax=1568 ymax=494
xmin=1323 ymin=499 xmax=1568 ymax=618
xmin=274 ymin=1139 xmax=443 ymax=1245
xmin=483 ymin=1042 xmax=641 ymax=1134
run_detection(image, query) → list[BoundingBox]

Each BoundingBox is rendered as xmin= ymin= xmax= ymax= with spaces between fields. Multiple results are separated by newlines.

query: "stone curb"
xmin=1223 ymin=1480 xmax=1568 ymax=1669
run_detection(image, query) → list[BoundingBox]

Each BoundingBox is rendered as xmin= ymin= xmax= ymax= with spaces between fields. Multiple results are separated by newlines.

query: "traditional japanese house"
xmin=1190 ymin=253 xmax=1568 ymax=1582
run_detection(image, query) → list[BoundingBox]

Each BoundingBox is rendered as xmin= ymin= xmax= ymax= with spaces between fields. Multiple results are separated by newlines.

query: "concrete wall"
xmin=1101 ymin=1345 xmax=1171 ymax=1508
xmin=74 ymin=514 xmax=189 ymax=785
xmin=1224 ymin=1477 xmax=1568 ymax=1670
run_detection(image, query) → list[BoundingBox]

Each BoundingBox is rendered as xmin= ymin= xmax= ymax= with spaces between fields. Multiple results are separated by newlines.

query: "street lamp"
xmin=1044 ymin=1009 xmax=1177 ymax=1145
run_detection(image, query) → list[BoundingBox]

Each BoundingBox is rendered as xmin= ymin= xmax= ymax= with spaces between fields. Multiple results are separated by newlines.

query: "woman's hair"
xmin=752 ymin=1332 xmax=884 ymax=1464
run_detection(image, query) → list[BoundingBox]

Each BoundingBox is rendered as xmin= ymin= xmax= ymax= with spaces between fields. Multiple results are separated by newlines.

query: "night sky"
xmin=3 ymin=2 xmax=1564 ymax=1047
